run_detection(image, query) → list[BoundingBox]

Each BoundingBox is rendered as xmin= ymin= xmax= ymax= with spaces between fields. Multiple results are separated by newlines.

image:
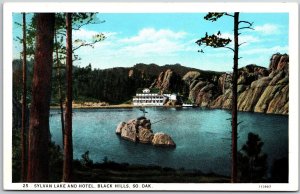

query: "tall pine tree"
xmin=196 ymin=12 xmax=254 ymax=182
xmin=27 ymin=13 xmax=55 ymax=182
xmin=62 ymin=13 xmax=73 ymax=182
xmin=21 ymin=12 xmax=27 ymax=182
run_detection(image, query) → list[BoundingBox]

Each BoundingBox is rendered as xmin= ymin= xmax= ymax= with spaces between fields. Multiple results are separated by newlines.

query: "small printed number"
xmin=23 ymin=184 xmax=28 ymax=188
xmin=259 ymin=185 xmax=271 ymax=189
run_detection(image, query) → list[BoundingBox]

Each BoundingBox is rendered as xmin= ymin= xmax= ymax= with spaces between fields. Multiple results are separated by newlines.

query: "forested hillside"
xmin=13 ymin=53 xmax=289 ymax=114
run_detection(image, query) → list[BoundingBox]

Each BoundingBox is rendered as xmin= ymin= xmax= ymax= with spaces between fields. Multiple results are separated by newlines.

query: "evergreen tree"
xmin=21 ymin=12 xmax=27 ymax=182
xmin=63 ymin=13 xmax=73 ymax=182
xmin=238 ymin=132 xmax=268 ymax=182
xmin=27 ymin=13 xmax=55 ymax=182
xmin=196 ymin=12 xmax=254 ymax=183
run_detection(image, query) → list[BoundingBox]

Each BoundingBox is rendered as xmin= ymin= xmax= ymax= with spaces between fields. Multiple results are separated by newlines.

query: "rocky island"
xmin=116 ymin=117 xmax=176 ymax=147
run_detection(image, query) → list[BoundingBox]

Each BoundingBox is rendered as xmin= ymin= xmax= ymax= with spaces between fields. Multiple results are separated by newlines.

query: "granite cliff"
xmin=210 ymin=53 xmax=288 ymax=114
xmin=146 ymin=53 xmax=288 ymax=115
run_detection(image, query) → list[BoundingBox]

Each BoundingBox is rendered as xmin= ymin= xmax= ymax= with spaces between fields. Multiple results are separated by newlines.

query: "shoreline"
xmin=49 ymin=103 xmax=288 ymax=116
xmin=50 ymin=103 xmax=184 ymax=109
xmin=51 ymin=105 xmax=134 ymax=109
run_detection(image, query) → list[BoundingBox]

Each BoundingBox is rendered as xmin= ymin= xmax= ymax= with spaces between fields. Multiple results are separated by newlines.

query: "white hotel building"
xmin=132 ymin=88 xmax=176 ymax=106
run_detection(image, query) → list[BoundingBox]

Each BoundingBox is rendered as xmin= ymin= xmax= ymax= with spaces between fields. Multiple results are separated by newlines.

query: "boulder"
xmin=116 ymin=117 xmax=176 ymax=147
xmin=138 ymin=127 xmax=154 ymax=144
xmin=116 ymin=122 xmax=126 ymax=134
xmin=152 ymin=132 xmax=176 ymax=147
xmin=120 ymin=121 xmax=137 ymax=142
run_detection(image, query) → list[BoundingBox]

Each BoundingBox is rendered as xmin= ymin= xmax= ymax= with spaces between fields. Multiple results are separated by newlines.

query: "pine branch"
xmin=14 ymin=21 xmax=22 ymax=27
xmin=72 ymin=20 xmax=105 ymax=31
xmin=204 ymin=12 xmax=226 ymax=21
xmin=238 ymin=26 xmax=255 ymax=31
xmin=72 ymin=34 xmax=106 ymax=52
xmin=239 ymin=20 xmax=253 ymax=26
xmin=225 ymin=13 xmax=234 ymax=17
xmin=224 ymin=47 xmax=235 ymax=52
xmin=238 ymin=42 xmax=247 ymax=47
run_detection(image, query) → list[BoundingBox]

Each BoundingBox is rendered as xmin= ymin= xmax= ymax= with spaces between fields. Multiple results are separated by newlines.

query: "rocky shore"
xmin=116 ymin=117 xmax=176 ymax=147
xmin=150 ymin=53 xmax=289 ymax=115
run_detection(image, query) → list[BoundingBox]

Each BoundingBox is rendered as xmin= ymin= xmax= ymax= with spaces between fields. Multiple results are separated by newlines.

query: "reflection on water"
xmin=50 ymin=108 xmax=288 ymax=176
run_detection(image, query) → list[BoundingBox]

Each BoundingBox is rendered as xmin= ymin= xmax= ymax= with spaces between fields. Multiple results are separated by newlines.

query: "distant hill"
xmin=133 ymin=63 xmax=223 ymax=78
xmin=12 ymin=54 xmax=289 ymax=114
xmin=70 ymin=63 xmax=225 ymax=104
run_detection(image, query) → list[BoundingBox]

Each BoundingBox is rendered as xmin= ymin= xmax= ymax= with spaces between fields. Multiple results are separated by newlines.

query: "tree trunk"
xmin=21 ymin=12 xmax=27 ymax=182
xmin=62 ymin=13 xmax=73 ymax=182
xmin=27 ymin=13 xmax=55 ymax=182
xmin=231 ymin=12 xmax=239 ymax=183
xmin=54 ymin=28 xmax=65 ymax=149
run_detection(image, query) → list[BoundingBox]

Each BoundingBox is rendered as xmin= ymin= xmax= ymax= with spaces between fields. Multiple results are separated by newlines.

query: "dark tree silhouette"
xmin=61 ymin=13 xmax=105 ymax=182
xmin=238 ymin=132 xmax=267 ymax=182
xmin=54 ymin=27 xmax=65 ymax=149
xmin=21 ymin=12 xmax=27 ymax=182
xmin=196 ymin=12 xmax=254 ymax=183
xmin=27 ymin=13 xmax=55 ymax=182
xmin=63 ymin=13 xmax=73 ymax=182
xmin=270 ymin=157 xmax=288 ymax=183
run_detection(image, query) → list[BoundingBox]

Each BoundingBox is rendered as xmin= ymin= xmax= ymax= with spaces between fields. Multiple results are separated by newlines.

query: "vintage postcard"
xmin=3 ymin=2 xmax=299 ymax=191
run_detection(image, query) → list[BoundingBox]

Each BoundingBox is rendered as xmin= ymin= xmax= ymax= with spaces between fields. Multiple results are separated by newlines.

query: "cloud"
xmin=73 ymin=28 xmax=194 ymax=68
xmin=103 ymin=32 xmax=119 ymax=39
xmin=73 ymin=29 xmax=117 ymax=41
xmin=74 ymin=27 xmax=288 ymax=71
xmin=220 ymin=32 xmax=259 ymax=45
xmin=255 ymin=24 xmax=280 ymax=35
xmin=120 ymin=39 xmax=186 ymax=56
xmin=73 ymin=29 xmax=99 ymax=40
xmin=116 ymin=28 xmax=190 ymax=57
xmin=120 ymin=28 xmax=187 ymax=43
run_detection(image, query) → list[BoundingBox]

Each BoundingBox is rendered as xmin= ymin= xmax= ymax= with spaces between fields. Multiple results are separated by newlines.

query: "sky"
xmin=13 ymin=13 xmax=288 ymax=72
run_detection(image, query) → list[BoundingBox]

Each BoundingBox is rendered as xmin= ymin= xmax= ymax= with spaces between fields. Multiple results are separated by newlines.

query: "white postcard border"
xmin=3 ymin=2 xmax=299 ymax=191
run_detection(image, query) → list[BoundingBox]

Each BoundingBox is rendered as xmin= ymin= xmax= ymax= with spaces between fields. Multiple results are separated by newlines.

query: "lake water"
xmin=49 ymin=107 xmax=288 ymax=176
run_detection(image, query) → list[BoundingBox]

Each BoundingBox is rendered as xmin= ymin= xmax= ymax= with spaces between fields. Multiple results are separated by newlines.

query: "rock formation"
xmin=152 ymin=133 xmax=176 ymax=147
xmin=182 ymin=53 xmax=289 ymax=115
xmin=129 ymin=53 xmax=288 ymax=115
xmin=182 ymin=71 xmax=220 ymax=107
xmin=120 ymin=119 xmax=139 ymax=142
xmin=116 ymin=117 xmax=176 ymax=147
xmin=150 ymin=69 xmax=185 ymax=94
xmin=68 ymin=53 xmax=289 ymax=115
xmin=210 ymin=64 xmax=269 ymax=110
xmin=238 ymin=54 xmax=288 ymax=114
